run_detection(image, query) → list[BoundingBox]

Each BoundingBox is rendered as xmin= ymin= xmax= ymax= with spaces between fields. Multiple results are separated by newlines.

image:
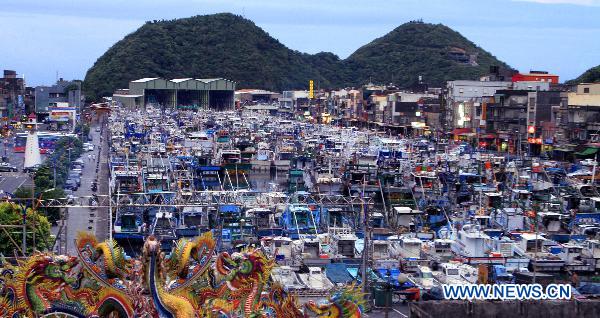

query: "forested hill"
xmin=568 ymin=65 xmax=600 ymax=84
xmin=84 ymin=13 xmax=509 ymax=100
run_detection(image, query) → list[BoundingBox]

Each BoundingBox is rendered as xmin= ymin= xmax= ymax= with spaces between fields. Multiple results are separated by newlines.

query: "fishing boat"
xmin=297 ymin=267 xmax=334 ymax=292
xmin=270 ymin=266 xmax=305 ymax=291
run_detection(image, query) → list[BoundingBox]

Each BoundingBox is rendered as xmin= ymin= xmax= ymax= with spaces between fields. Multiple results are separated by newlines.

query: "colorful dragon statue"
xmin=0 ymin=231 xmax=364 ymax=318
xmin=0 ymin=253 xmax=79 ymax=317
xmin=304 ymin=284 xmax=365 ymax=318
xmin=210 ymin=248 xmax=275 ymax=316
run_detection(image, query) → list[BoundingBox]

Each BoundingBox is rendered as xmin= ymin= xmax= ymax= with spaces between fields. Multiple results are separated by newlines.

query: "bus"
xmin=14 ymin=132 xmax=77 ymax=153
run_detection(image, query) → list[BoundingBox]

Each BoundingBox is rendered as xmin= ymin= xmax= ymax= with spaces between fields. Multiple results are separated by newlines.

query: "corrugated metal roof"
xmin=113 ymin=94 xmax=143 ymax=98
xmin=170 ymin=78 xmax=193 ymax=83
xmin=131 ymin=78 xmax=160 ymax=83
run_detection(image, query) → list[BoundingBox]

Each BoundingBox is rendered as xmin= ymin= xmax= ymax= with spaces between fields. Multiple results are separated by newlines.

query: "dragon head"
xmin=43 ymin=255 xmax=79 ymax=285
xmin=214 ymin=248 xmax=273 ymax=290
xmin=8 ymin=254 xmax=81 ymax=315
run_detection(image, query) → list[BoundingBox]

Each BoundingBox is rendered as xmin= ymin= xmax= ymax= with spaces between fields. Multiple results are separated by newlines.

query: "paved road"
xmin=95 ymin=124 xmax=110 ymax=242
xmin=63 ymin=126 xmax=106 ymax=254
xmin=0 ymin=172 xmax=29 ymax=194
xmin=0 ymin=149 xmax=29 ymax=195
xmin=0 ymin=135 xmax=47 ymax=194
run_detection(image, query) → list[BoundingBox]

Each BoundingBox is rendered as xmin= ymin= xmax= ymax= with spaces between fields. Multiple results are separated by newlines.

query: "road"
xmin=0 ymin=172 xmax=29 ymax=194
xmin=0 ymin=134 xmax=47 ymax=195
xmin=62 ymin=124 xmax=108 ymax=254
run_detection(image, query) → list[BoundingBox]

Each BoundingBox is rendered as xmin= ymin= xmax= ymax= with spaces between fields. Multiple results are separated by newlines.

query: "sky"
xmin=1 ymin=0 xmax=599 ymax=86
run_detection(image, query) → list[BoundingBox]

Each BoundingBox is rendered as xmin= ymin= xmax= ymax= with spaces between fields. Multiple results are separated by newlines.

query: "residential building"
xmin=512 ymin=71 xmax=559 ymax=84
xmin=485 ymin=89 xmax=561 ymax=154
xmin=445 ymin=80 xmax=512 ymax=131
xmin=35 ymin=78 xmax=82 ymax=115
xmin=0 ymin=70 xmax=26 ymax=117
xmin=560 ymin=83 xmax=600 ymax=142
xmin=279 ymin=90 xmax=310 ymax=115
xmin=385 ymin=92 xmax=439 ymax=131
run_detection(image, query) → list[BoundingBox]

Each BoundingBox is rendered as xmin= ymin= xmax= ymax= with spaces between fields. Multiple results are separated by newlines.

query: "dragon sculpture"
xmin=0 ymin=253 xmax=79 ymax=317
xmin=304 ymin=284 xmax=365 ymax=318
xmin=0 ymin=231 xmax=364 ymax=318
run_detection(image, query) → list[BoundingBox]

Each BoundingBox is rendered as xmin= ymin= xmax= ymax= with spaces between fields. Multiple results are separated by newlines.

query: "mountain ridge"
xmin=568 ymin=65 xmax=600 ymax=84
xmin=83 ymin=13 xmax=510 ymax=100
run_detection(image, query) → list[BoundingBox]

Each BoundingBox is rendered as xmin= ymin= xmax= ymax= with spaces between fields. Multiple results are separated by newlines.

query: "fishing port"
xmin=1 ymin=3 xmax=600 ymax=318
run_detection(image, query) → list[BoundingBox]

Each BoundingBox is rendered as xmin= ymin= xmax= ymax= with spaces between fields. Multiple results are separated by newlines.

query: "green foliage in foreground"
xmin=0 ymin=202 xmax=52 ymax=256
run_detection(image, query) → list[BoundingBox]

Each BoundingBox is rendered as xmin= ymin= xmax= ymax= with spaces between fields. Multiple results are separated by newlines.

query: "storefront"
xmin=48 ymin=107 xmax=77 ymax=131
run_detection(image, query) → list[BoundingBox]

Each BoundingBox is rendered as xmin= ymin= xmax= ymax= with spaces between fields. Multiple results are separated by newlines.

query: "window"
xmin=584 ymin=87 xmax=590 ymax=93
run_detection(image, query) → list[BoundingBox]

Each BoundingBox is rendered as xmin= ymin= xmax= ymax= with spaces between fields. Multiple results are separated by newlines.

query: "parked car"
xmin=65 ymin=179 xmax=78 ymax=191
xmin=68 ymin=173 xmax=81 ymax=187
xmin=23 ymin=164 xmax=41 ymax=173
xmin=0 ymin=162 xmax=18 ymax=172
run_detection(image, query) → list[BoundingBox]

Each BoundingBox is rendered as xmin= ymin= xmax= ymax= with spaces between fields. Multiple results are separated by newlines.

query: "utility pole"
xmin=29 ymin=170 xmax=37 ymax=253
xmin=22 ymin=205 xmax=27 ymax=256
xmin=533 ymin=202 xmax=538 ymax=284
xmin=360 ymin=176 xmax=371 ymax=308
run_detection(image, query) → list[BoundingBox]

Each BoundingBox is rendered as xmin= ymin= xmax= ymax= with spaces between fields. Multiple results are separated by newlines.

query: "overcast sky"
xmin=1 ymin=0 xmax=599 ymax=86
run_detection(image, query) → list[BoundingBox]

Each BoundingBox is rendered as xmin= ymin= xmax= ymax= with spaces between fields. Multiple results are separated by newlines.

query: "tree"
xmin=0 ymin=202 xmax=52 ymax=256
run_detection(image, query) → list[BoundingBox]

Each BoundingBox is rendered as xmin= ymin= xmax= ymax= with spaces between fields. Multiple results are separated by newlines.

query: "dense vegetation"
xmin=568 ymin=65 xmax=600 ymax=84
xmin=84 ymin=13 xmax=509 ymax=100
xmin=345 ymin=22 xmax=509 ymax=87
xmin=0 ymin=202 xmax=51 ymax=256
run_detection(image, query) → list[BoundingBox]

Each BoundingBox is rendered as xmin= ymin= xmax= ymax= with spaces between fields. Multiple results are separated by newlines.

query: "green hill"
xmin=568 ymin=65 xmax=600 ymax=84
xmin=345 ymin=21 xmax=509 ymax=87
xmin=84 ymin=13 xmax=509 ymax=100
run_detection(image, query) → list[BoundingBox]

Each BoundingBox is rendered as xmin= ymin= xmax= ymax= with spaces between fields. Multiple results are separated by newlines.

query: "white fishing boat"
xmin=328 ymin=227 xmax=359 ymax=259
xmin=297 ymin=267 xmax=334 ymax=292
xmin=451 ymin=224 xmax=491 ymax=259
xmin=515 ymin=233 xmax=564 ymax=272
xmin=581 ymin=239 xmax=600 ymax=271
xmin=434 ymin=262 xmax=469 ymax=284
xmin=559 ymin=242 xmax=595 ymax=272
xmin=270 ymin=266 xmax=305 ymax=291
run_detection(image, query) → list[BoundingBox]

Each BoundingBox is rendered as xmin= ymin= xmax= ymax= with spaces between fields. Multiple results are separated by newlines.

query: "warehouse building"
xmin=113 ymin=77 xmax=236 ymax=110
